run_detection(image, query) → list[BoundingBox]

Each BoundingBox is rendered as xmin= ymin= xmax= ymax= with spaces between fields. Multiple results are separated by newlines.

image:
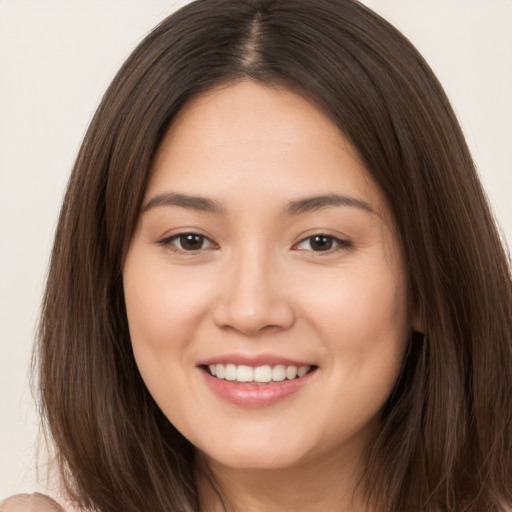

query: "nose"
xmin=211 ymin=247 xmax=296 ymax=335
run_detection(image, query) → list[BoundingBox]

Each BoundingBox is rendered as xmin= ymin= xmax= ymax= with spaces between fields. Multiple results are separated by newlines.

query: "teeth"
xmin=272 ymin=365 xmax=286 ymax=382
xmin=237 ymin=365 xmax=254 ymax=382
xmin=215 ymin=364 xmax=225 ymax=379
xmin=286 ymin=365 xmax=298 ymax=380
xmin=207 ymin=364 xmax=312 ymax=382
xmin=254 ymin=365 xmax=272 ymax=382
xmin=298 ymin=366 xmax=309 ymax=378
xmin=225 ymin=364 xmax=237 ymax=381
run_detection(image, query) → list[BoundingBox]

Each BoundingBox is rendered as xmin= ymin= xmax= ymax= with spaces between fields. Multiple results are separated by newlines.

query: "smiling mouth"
xmin=203 ymin=363 xmax=316 ymax=384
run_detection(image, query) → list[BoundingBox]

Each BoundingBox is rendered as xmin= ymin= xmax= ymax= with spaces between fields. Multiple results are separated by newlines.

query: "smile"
xmin=199 ymin=359 xmax=318 ymax=407
xmin=207 ymin=363 xmax=312 ymax=383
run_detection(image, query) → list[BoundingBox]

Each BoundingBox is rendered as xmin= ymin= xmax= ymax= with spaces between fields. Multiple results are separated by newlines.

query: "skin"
xmin=123 ymin=81 xmax=417 ymax=511
xmin=1 ymin=493 xmax=65 ymax=511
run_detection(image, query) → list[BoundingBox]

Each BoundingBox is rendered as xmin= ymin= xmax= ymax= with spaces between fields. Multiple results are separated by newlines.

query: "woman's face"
xmin=123 ymin=81 xmax=414 ymax=473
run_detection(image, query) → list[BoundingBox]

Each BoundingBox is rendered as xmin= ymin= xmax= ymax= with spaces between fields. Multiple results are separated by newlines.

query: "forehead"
xmin=160 ymin=81 xmax=356 ymax=159
xmin=146 ymin=80 xmax=386 ymax=218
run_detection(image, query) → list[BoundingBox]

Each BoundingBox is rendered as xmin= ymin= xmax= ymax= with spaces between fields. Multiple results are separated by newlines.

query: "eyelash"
xmin=157 ymin=233 xmax=217 ymax=253
xmin=293 ymin=234 xmax=352 ymax=253
xmin=158 ymin=232 xmax=352 ymax=255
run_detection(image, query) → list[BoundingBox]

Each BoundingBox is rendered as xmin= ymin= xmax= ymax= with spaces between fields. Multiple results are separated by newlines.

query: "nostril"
xmin=211 ymin=299 xmax=296 ymax=335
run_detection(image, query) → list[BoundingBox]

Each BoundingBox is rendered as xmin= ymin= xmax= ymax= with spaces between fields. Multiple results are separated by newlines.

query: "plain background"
xmin=1 ymin=0 xmax=511 ymax=499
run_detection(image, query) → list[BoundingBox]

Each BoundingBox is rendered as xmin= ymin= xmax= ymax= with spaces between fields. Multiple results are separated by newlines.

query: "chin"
xmin=203 ymin=448 xmax=306 ymax=472
xmin=194 ymin=429 xmax=323 ymax=473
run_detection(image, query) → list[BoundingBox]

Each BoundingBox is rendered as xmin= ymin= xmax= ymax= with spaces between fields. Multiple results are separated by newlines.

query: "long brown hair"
xmin=36 ymin=1 xmax=512 ymax=510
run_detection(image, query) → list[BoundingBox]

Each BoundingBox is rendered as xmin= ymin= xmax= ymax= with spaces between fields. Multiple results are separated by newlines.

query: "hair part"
xmin=36 ymin=1 xmax=512 ymax=511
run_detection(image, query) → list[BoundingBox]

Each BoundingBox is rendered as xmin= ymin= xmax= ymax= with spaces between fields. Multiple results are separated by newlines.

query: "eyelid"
xmin=157 ymin=231 xmax=218 ymax=253
xmin=292 ymin=233 xmax=352 ymax=253
xmin=155 ymin=230 xmax=351 ymax=255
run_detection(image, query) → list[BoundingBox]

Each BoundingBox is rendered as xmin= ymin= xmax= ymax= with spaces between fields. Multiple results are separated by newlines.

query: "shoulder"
xmin=1 ymin=493 xmax=65 ymax=512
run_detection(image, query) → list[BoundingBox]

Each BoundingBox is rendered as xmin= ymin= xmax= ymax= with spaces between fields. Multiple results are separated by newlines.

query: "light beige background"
xmin=1 ymin=0 xmax=511 ymax=499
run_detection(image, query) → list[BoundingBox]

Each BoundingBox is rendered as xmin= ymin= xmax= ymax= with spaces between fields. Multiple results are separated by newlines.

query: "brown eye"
xmin=159 ymin=233 xmax=216 ymax=252
xmin=294 ymin=234 xmax=351 ymax=253
xmin=178 ymin=234 xmax=206 ymax=251
xmin=309 ymin=235 xmax=334 ymax=251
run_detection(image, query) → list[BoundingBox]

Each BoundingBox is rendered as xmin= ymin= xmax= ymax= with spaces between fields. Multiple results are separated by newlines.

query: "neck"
xmin=195 ymin=449 xmax=373 ymax=512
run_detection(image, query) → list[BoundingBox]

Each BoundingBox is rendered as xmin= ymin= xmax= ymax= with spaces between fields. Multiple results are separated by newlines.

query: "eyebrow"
xmin=284 ymin=194 xmax=375 ymax=216
xmin=142 ymin=192 xmax=375 ymax=216
xmin=142 ymin=192 xmax=224 ymax=214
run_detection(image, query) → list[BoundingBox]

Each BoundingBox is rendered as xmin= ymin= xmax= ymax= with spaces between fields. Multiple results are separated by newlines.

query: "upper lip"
xmin=197 ymin=353 xmax=316 ymax=368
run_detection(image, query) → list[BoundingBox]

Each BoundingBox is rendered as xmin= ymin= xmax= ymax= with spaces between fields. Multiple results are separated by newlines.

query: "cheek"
xmin=122 ymin=251 xmax=215 ymax=417
xmin=302 ymin=267 xmax=410 ymax=424
xmin=298 ymin=263 xmax=409 ymax=342
xmin=123 ymin=256 xmax=213 ymax=352
xmin=297 ymin=258 xmax=411 ymax=401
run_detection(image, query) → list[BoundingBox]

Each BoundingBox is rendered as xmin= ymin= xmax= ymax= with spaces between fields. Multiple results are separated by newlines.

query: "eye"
xmin=159 ymin=233 xmax=216 ymax=252
xmin=294 ymin=234 xmax=351 ymax=252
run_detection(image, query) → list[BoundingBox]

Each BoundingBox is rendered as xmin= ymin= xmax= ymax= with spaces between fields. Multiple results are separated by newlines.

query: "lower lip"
xmin=201 ymin=368 xmax=316 ymax=407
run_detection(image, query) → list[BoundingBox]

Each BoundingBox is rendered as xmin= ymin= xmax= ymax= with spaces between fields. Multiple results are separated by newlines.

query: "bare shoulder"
xmin=1 ymin=493 xmax=65 ymax=512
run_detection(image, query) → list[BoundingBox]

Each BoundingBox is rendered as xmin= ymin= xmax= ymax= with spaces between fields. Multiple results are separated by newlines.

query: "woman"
xmin=3 ymin=0 xmax=511 ymax=510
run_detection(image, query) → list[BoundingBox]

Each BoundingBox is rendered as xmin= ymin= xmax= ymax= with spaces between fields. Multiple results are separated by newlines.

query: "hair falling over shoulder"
xmin=35 ymin=1 xmax=512 ymax=511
